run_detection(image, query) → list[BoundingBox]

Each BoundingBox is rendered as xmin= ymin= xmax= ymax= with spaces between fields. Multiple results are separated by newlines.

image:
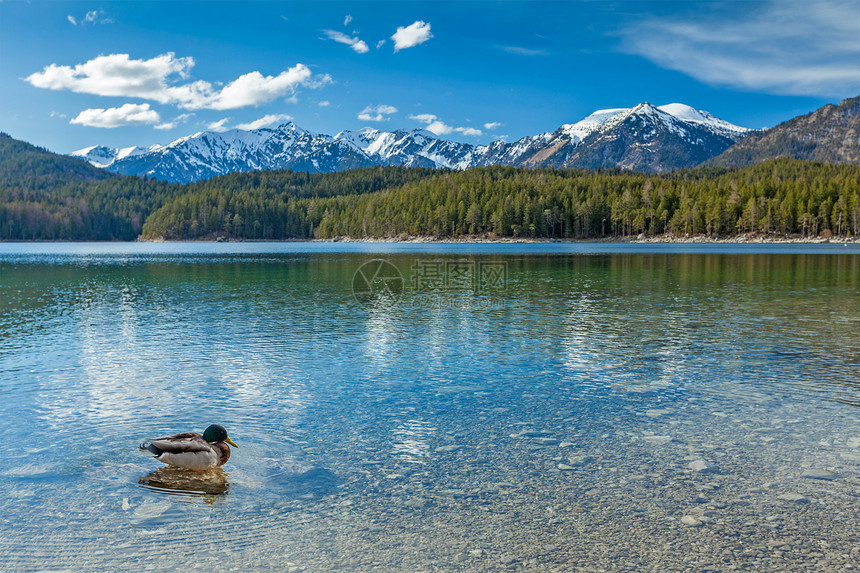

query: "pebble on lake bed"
xmin=645 ymin=409 xmax=672 ymax=417
xmin=681 ymin=515 xmax=703 ymax=527
xmin=777 ymin=493 xmax=810 ymax=503
xmin=801 ymin=469 xmax=840 ymax=480
xmin=642 ymin=435 xmax=673 ymax=445
xmin=687 ymin=459 xmax=719 ymax=473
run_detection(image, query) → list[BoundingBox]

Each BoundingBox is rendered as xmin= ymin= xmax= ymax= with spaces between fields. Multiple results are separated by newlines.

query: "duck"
xmin=139 ymin=424 xmax=238 ymax=470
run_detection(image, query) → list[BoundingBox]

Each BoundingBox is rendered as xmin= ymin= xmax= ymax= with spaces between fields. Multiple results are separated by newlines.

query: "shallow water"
xmin=1 ymin=243 xmax=858 ymax=571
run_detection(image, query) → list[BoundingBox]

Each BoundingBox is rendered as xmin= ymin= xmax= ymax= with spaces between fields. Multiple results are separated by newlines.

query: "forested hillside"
xmin=141 ymin=160 xmax=860 ymax=240
xmin=0 ymin=133 xmax=176 ymax=240
xmin=0 ymin=133 xmax=434 ymax=240
xmin=1 ymin=133 xmax=858 ymax=241
xmin=711 ymin=96 xmax=860 ymax=168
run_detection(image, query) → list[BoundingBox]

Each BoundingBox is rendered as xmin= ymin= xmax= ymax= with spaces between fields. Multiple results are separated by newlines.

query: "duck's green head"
xmin=203 ymin=424 xmax=238 ymax=448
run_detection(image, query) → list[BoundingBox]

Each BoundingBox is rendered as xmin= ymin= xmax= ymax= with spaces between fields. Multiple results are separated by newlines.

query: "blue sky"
xmin=2 ymin=0 xmax=859 ymax=153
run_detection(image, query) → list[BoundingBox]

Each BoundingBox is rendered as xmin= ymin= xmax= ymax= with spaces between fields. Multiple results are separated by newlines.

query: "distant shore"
xmin=310 ymin=233 xmax=859 ymax=245
xmin=2 ymin=233 xmax=858 ymax=244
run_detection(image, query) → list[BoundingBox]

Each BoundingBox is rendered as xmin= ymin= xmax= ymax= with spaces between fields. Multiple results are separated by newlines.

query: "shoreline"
xmin=311 ymin=233 xmax=858 ymax=245
xmin=2 ymin=233 xmax=858 ymax=245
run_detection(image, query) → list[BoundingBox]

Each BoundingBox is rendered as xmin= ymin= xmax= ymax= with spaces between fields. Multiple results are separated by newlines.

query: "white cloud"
xmin=483 ymin=122 xmax=502 ymax=130
xmin=67 ymin=10 xmax=111 ymax=26
xmin=344 ymin=14 xmax=353 ymax=26
xmin=209 ymin=66 xmax=316 ymax=109
xmin=235 ymin=113 xmax=293 ymax=130
xmin=301 ymin=73 xmax=334 ymax=90
xmin=25 ymin=53 xmax=329 ymax=110
xmin=391 ymin=20 xmax=432 ymax=52
xmin=457 ymin=126 xmax=482 ymax=137
xmin=321 ymin=29 xmax=369 ymax=54
xmin=621 ymin=0 xmax=860 ymax=97
xmin=207 ymin=118 xmax=230 ymax=132
xmin=318 ymin=100 xmax=330 ymax=107
xmin=50 ymin=111 xmax=67 ymax=119
xmin=376 ymin=39 xmax=386 ymax=49
xmin=410 ymin=113 xmax=481 ymax=137
xmin=409 ymin=113 xmax=438 ymax=124
xmin=499 ymin=46 xmax=548 ymax=56
xmin=358 ymin=104 xmax=398 ymax=121
xmin=69 ymin=103 xmax=160 ymax=128
xmin=154 ymin=113 xmax=193 ymax=130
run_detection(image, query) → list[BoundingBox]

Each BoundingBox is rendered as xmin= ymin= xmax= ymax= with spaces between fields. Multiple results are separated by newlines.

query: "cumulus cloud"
xmin=410 ymin=113 xmax=482 ymax=137
xmin=235 ymin=113 xmax=293 ymax=130
xmin=621 ymin=0 xmax=860 ymax=97
xmin=483 ymin=122 xmax=502 ymax=130
xmin=409 ymin=113 xmax=437 ymax=123
xmin=207 ymin=118 xmax=230 ymax=132
xmin=376 ymin=40 xmax=386 ymax=49
xmin=358 ymin=104 xmax=398 ymax=121
xmin=321 ymin=29 xmax=370 ymax=54
xmin=456 ymin=126 xmax=482 ymax=137
xmin=318 ymin=100 xmax=330 ymax=107
xmin=70 ymin=103 xmax=160 ymax=128
xmin=391 ymin=21 xmax=432 ymax=52
xmin=25 ymin=53 xmax=330 ymax=110
xmin=210 ymin=67 xmax=318 ymax=109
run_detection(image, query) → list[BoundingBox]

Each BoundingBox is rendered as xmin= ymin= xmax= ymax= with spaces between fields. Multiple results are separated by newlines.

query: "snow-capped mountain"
xmin=514 ymin=102 xmax=752 ymax=172
xmin=71 ymin=144 xmax=151 ymax=167
xmin=72 ymin=103 xmax=751 ymax=183
xmin=74 ymin=123 xmax=373 ymax=182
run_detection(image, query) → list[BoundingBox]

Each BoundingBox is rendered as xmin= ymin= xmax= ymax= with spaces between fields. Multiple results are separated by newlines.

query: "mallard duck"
xmin=139 ymin=424 xmax=238 ymax=470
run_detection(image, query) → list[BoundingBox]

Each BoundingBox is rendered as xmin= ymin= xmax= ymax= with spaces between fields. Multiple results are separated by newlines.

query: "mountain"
xmin=711 ymin=96 xmax=860 ymax=168
xmin=0 ymin=132 xmax=179 ymax=240
xmin=72 ymin=102 xmax=750 ymax=183
xmin=1 ymin=132 xmax=117 ymax=187
xmin=509 ymin=103 xmax=750 ymax=172
xmin=74 ymin=124 xmax=374 ymax=183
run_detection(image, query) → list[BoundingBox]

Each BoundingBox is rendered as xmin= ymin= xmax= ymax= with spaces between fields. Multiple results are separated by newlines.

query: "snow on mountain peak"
xmin=560 ymin=108 xmax=627 ymax=142
xmin=658 ymin=103 xmax=749 ymax=135
xmin=70 ymin=100 xmax=752 ymax=181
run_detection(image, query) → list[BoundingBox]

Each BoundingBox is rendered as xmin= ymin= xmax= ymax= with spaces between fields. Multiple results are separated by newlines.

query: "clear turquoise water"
xmin=0 ymin=243 xmax=858 ymax=571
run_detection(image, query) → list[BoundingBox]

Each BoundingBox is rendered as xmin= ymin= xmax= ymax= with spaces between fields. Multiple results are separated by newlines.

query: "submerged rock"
xmin=687 ymin=459 xmax=719 ymax=474
xmin=642 ymin=435 xmax=673 ymax=445
xmin=681 ymin=515 xmax=703 ymax=527
xmin=801 ymin=469 xmax=840 ymax=481
xmin=777 ymin=493 xmax=810 ymax=503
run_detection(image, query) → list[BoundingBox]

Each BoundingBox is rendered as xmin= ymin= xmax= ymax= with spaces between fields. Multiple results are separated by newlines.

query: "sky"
xmin=2 ymin=0 xmax=860 ymax=154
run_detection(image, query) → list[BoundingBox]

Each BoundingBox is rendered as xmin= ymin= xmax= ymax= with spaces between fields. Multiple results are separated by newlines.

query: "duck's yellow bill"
xmin=225 ymin=437 xmax=238 ymax=448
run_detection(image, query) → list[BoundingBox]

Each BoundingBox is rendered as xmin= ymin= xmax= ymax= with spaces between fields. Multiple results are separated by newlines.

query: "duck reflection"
xmin=139 ymin=467 xmax=230 ymax=497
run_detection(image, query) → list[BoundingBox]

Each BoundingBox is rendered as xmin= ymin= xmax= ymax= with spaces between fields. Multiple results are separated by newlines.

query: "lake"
xmin=0 ymin=242 xmax=858 ymax=571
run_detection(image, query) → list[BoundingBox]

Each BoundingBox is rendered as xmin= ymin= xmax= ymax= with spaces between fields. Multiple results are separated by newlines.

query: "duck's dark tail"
xmin=139 ymin=441 xmax=162 ymax=456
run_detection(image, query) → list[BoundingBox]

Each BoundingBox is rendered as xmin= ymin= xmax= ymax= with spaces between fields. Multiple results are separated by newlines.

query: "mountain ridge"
xmin=710 ymin=95 xmax=860 ymax=168
xmin=72 ymin=102 xmax=751 ymax=183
